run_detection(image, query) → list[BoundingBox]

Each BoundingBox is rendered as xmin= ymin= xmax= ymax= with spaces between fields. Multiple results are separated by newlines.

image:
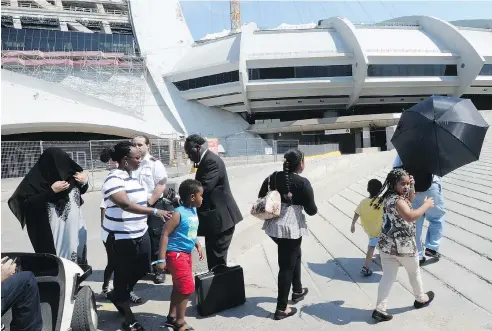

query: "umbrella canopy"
xmin=391 ymin=95 xmax=489 ymax=177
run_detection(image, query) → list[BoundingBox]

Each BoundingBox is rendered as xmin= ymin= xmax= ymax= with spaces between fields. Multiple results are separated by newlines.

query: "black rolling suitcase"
xmin=195 ymin=265 xmax=246 ymax=316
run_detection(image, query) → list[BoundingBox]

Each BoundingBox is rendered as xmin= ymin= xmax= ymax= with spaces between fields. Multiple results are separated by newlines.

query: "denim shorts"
xmin=368 ymin=237 xmax=379 ymax=247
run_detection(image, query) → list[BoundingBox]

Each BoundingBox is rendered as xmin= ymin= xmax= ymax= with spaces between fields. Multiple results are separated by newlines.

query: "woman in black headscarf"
xmin=8 ymin=147 xmax=90 ymax=266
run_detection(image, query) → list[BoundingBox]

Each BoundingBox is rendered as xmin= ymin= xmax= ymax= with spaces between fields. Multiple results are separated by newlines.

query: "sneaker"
xmin=361 ymin=266 xmax=373 ymax=277
xmin=153 ymin=273 xmax=166 ymax=284
xmin=372 ymin=309 xmax=393 ymax=322
xmin=414 ymin=291 xmax=435 ymax=309
xmin=129 ymin=291 xmax=142 ymax=304
xmin=121 ymin=320 xmax=145 ymax=331
xmin=425 ymin=248 xmax=441 ymax=259
xmin=291 ymin=288 xmax=309 ymax=303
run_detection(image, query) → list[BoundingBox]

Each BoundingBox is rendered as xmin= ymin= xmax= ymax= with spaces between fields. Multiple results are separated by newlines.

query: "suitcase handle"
xmin=209 ymin=264 xmax=227 ymax=272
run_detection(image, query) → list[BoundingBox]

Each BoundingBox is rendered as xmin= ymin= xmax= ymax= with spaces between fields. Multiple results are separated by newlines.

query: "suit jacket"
xmin=195 ymin=150 xmax=243 ymax=236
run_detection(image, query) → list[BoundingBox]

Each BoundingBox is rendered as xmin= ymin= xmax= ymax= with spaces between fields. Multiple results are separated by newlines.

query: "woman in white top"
xmin=100 ymin=141 xmax=171 ymax=331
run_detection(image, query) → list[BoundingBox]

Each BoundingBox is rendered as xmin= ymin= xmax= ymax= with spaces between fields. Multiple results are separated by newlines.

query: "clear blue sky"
xmin=179 ymin=1 xmax=492 ymax=40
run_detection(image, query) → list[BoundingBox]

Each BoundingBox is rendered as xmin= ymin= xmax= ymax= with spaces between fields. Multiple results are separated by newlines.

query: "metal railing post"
xmin=89 ymin=141 xmax=95 ymax=192
xmin=272 ymin=140 xmax=278 ymax=162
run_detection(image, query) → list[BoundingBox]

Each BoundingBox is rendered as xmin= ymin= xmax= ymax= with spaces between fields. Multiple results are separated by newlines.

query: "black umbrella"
xmin=391 ymin=95 xmax=489 ymax=177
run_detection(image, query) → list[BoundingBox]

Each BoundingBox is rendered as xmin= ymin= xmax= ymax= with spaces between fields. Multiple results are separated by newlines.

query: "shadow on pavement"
xmin=190 ymin=296 xmax=277 ymax=320
xmin=300 ymin=300 xmax=414 ymax=325
xmin=308 ymin=258 xmax=383 ymax=283
xmin=97 ymin=307 xmax=169 ymax=331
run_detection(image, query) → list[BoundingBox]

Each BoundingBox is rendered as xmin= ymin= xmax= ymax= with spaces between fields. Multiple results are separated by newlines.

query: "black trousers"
xmin=113 ymin=231 xmax=151 ymax=302
xmin=103 ymin=233 xmax=116 ymax=288
xmin=1 ymin=271 xmax=43 ymax=331
xmin=204 ymin=226 xmax=235 ymax=270
xmin=148 ymin=199 xmax=174 ymax=262
xmin=271 ymin=236 xmax=303 ymax=311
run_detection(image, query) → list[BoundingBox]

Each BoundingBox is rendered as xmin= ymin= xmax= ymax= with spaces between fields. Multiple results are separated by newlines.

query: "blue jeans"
xmin=412 ymin=180 xmax=446 ymax=259
xmin=1 ymin=271 xmax=43 ymax=331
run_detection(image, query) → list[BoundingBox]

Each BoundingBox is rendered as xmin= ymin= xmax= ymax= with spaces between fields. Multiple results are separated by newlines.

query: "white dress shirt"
xmin=132 ymin=153 xmax=168 ymax=199
xmin=198 ymin=148 xmax=209 ymax=166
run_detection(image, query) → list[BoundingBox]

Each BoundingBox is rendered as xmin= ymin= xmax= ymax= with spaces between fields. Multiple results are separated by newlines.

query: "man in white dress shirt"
xmin=133 ymin=136 xmax=172 ymax=283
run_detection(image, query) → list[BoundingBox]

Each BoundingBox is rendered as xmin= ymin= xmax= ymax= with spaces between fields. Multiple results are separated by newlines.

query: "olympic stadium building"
xmin=1 ymin=0 xmax=491 ymax=154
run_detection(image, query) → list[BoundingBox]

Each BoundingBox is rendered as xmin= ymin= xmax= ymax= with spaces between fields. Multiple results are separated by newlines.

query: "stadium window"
xmin=367 ymin=64 xmax=458 ymax=77
xmin=249 ymin=65 xmax=352 ymax=80
xmin=0 ymin=27 xmax=138 ymax=55
xmin=479 ymin=64 xmax=492 ymax=76
xmin=172 ymin=70 xmax=240 ymax=91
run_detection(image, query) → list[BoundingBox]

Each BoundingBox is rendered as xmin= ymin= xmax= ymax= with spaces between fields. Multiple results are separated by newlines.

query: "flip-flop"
xmin=172 ymin=321 xmax=195 ymax=331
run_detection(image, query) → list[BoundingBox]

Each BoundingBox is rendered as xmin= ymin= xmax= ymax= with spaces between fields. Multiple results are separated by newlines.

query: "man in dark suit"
xmin=184 ymin=134 xmax=243 ymax=270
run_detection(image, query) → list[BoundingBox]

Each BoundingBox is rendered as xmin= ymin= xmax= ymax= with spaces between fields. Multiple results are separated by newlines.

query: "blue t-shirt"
xmin=167 ymin=206 xmax=199 ymax=254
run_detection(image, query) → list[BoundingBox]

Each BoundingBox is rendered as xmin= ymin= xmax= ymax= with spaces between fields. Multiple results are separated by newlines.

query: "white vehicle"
xmin=1 ymin=253 xmax=98 ymax=331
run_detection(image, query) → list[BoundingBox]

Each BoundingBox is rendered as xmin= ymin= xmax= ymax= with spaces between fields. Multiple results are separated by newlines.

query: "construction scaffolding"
xmin=1 ymin=50 xmax=147 ymax=116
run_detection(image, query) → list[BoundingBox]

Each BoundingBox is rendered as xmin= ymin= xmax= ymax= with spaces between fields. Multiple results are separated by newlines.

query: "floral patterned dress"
xmin=378 ymin=193 xmax=417 ymax=257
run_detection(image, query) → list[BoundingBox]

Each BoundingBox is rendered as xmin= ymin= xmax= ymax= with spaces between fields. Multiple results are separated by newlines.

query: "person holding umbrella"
xmin=391 ymin=96 xmax=490 ymax=265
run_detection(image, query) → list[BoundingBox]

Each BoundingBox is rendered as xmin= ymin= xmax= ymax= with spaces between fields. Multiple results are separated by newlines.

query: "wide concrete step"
xmin=336 ymin=178 xmax=492 ymax=296
xmin=321 ymin=187 xmax=492 ymax=329
xmin=316 ymin=199 xmax=491 ymax=330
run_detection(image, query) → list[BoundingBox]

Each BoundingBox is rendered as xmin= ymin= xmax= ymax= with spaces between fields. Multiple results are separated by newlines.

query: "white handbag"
xmin=251 ymin=172 xmax=282 ymax=220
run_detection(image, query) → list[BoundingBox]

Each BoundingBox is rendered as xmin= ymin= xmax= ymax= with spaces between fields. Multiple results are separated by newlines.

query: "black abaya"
xmin=8 ymin=148 xmax=89 ymax=263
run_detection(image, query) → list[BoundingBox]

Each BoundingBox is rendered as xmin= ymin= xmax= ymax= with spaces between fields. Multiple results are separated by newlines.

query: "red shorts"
xmin=166 ymin=251 xmax=194 ymax=295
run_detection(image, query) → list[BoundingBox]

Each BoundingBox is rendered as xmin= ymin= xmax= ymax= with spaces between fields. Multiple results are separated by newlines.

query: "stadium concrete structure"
xmin=1 ymin=0 xmax=492 ymax=153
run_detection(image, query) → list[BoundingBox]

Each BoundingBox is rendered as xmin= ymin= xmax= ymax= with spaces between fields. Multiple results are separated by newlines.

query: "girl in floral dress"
xmin=371 ymin=168 xmax=436 ymax=322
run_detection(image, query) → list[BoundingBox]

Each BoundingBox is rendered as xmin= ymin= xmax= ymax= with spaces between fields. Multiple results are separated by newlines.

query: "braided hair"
xmin=370 ymin=168 xmax=409 ymax=209
xmin=100 ymin=141 xmax=136 ymax=164
xmin=283 ymin=148 xmax=304 ymax=204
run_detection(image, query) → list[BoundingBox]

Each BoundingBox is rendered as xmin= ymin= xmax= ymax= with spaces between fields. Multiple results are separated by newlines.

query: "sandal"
xmin=172 ymin=321 xmax=195 ymax=331
xmin=165 ymin=315 xmax=176 ymax=327
xmin=121 ymin=320 xmax=145 ymax=331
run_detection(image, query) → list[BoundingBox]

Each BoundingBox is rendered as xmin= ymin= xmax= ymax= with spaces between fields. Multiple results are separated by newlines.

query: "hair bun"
xmin=99 ymin=147 xmax=112 ymax=163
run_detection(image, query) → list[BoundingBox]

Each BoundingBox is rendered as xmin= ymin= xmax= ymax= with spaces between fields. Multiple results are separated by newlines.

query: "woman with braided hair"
xmin=258 ymin=148 xmax=317 ymax=320
xmin=371 ymin=168 xmax=436 ymax=322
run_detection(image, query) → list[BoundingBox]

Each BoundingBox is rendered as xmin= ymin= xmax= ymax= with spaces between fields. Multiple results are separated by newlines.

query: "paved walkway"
xmin=1 ymin=111 xmax=491 ymax=330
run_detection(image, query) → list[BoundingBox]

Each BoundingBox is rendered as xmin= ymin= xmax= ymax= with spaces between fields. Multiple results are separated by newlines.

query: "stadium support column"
xmin=362 ymin=127 xmax=371 ymax=148
xmin=323 ymin=17 xmax=368 ymax=109
xmin=239 ymin=23 xmax=258 ymax=113
xmin=355 ymin=130 xmax=362 ymax=150
xmin=385 ymin=125 xmax=396 ymax=151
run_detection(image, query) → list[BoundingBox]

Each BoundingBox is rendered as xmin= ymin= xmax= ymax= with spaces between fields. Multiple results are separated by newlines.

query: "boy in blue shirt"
xmin=155 ymin=179 xmax=204 ymax=331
